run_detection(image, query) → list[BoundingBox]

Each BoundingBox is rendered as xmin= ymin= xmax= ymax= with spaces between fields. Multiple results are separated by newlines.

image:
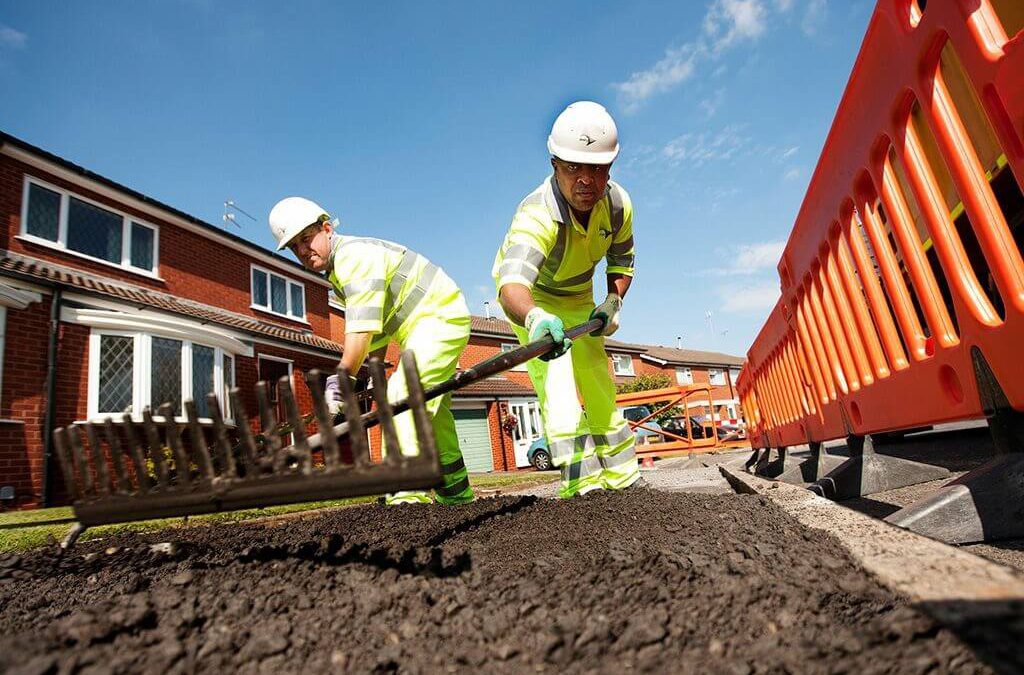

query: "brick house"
xmin=0 ymin=131 xmax=344 ymax=510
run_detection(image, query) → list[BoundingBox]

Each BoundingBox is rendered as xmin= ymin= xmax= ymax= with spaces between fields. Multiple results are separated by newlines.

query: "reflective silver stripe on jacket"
xmin=608 ymin=236 xmax=633 ymax=255
xmin=345 ymin=306 xmax=384 ymax=323
xmin=606 ymin=254 xmax=634 ymax=269
xmin=382 ymin=256 xmax=441 ymax=335
xmin=504 ymin=243 xmax=547 ymax=268
xmin=342 ymin=278 xmax=386 ymax=297
xmin=498 ymin=261 xmax=541 ymax=285
xmin=608 ymin=183 xmax=625 ymax=235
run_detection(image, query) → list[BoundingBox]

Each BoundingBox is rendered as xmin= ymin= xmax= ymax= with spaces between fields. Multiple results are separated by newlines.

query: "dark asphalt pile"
xmin=0 ymin=490 xmax=1018 ymax=674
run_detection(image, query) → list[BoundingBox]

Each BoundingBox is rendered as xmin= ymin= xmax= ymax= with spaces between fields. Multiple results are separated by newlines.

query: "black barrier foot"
xmin=776 ymin=442 xmax=848 ymax=485
xmin=884 ymin=348 xmax=1024 ymax=544
xmin=808 ymin=434 xmax=950 ymax=500
xmin=752 ymin=447 xmax=774 ymax=476
xmin=743 ymin=448 xmax=760 ymax=473
xmin=755 ymin=447 xmax=789 ymax=479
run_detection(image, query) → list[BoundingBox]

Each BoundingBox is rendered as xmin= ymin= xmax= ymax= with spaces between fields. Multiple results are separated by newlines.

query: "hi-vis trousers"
xmin=512 ymin=292 xmax=639 ymax=498
xmin=384 ymin=310 xmax=474 ymax=505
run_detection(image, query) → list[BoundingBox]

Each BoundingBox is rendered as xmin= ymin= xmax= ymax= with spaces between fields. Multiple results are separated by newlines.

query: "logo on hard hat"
xmin=579 ymin=134 xmax=597 ymax=146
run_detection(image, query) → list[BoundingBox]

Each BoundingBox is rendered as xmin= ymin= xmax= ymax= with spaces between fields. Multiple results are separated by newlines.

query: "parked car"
xmin=527 ymin=405 xmax=664 ymax=470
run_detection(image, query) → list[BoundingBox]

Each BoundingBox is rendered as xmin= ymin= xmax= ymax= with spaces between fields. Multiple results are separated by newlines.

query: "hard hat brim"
xmin=547 ymin=138 xmax=619 ymax=165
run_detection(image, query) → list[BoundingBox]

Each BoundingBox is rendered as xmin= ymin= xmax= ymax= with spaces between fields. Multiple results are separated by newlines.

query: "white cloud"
xmin=613 ymin=45 xmax=701 ymax=113
xmin=720 ymin=282 xmax=781 ymax=313
xmin=801 ymin=0 xmax=827 ymax=36
xmin=774 ymin=0 xmax=795 ymax=11
xmin=704 ymin=0 xmax=768 ymax=52
xmin=662 ymin=125 xmax=749 ymax=168
xmin=699 ymin=88 xmax=726 ymax=118
xmin=780 ymin=145 xmax=799 ymax=160
xmin=0 ymin=24 xmax=27 ymax=49
xmin=783 ymin=167 xmax=802 ymax=181
xmin=699 ymin=240 xmax=786 ymax=276
xmin=612 ymin=0 xmax=771 ymax=111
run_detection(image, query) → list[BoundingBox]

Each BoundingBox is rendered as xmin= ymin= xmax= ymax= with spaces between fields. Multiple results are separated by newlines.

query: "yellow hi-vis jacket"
xmin=492 ymin=177 xmax=634 ymax=297
xmin=327 ymin=234 xmax=466 ymax=352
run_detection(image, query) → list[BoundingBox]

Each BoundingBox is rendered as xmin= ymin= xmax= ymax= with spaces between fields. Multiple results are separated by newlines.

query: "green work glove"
xmin=589 ymin=293 xmax=622 ymax=336
xmin=525 ymin=307 xmax=572 ymax=361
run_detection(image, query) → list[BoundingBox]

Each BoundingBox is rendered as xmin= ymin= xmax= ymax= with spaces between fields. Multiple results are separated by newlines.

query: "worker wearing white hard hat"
xmin=269 ymin=197 xmax=474 ymax=505
xmin=492 ymin=101 xmax=640 ymax=498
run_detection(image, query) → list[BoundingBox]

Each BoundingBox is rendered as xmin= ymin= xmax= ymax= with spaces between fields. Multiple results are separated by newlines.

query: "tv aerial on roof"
xmin=223 ymin=199 xmax=257 ymax=229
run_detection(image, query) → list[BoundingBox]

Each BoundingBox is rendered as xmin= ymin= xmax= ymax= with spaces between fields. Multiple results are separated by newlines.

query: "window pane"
xmin=289 ymin=283 xmax=305 ymax=318
xmin=26 ymin=183 xmax=60 ymax=241
xmin=270 ymin=275 xmax=287 ymax=314
xmin=151 ymin=337 xmax=182 ymax=415
xmin=192 ymin=345 xmax=215 ymax=418
xmin=130 ymin=222 xmax=155 ymax=271
xmin=67 ymin=197 xmax=122 ymax=263
xmin=222 ymin=355 xmax=234 ymax=418
xmin=252 ymin=269 xmax=268 ymax=307
xmin=98 ymin=335 xmax=134 ymax=413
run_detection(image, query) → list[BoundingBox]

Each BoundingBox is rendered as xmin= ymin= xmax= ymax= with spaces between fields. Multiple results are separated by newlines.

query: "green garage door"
xmin=453 ymin=408 xmax=494 ymax=473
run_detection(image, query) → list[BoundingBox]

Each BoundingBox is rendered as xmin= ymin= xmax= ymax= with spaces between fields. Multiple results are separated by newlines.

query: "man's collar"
xmin=543 ymin=175 xmax=611 ymax=232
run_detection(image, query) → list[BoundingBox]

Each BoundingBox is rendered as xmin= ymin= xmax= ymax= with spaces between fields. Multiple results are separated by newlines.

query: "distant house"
xmin=0 ymin=131 xmax=343 ymax=510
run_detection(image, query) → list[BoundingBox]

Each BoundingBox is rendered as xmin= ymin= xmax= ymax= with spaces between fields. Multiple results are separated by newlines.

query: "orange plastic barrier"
xmin=739 ymin=0 xmax=1024 ymax=449
xmin=615 ymin=385 xmax=726 ymax=456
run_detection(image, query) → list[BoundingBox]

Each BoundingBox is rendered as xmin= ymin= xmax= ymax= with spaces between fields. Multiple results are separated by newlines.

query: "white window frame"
xmin=87 ymin=330 xmax=236 ymax=423
xmin=675 ymin=367 xmax=693 ymax=385
xmin=611 ymin=353 xmax=635 ymax=376
xmin=709 ymin=368 xmax=726 ymax=385
xmin=250 ymin=264 xmax=307 ymax=322
xmin=730 ymin=368 xmax=742 ymax=385
xmin=501 ymin=343 xmax=529 ymax=371
xmin=19 ymin=176 xmax=161 ymax=278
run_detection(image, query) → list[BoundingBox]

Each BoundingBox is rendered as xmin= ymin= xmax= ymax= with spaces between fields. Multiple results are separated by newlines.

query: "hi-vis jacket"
xmin=492 ymin=177 xmax=634 ymax=298
xmin=327 ymin=234 xmax=465 ymax=351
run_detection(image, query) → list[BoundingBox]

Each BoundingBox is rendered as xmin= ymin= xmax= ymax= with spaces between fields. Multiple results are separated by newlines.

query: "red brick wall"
xmin=0 ymin=155 xmax=332 ymax=339
xmin=462 ymin=335 xmax=533 ymax=388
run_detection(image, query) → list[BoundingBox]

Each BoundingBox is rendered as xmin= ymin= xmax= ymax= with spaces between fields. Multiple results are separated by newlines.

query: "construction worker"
xmin=269 ymin=197 xmax=474 ymax=505
xmin=492 ymin=101 xmax=640 ymax=499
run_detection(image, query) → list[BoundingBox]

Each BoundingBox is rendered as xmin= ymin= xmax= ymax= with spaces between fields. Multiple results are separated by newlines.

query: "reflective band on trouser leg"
xmin=593 ymin=425 xmax=639 ymax=490
xmin=385 ymin=311 xmax=474 ymax=505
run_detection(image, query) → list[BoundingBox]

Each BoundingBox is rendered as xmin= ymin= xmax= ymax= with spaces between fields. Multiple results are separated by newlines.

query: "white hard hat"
xmin=547 ymin=101 xmax=619 ymax=165
xmin=268 ymin=197 xmax=330 ymax=251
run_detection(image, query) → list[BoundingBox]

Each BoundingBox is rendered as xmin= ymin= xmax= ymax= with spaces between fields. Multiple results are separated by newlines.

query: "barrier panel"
xmin=739 ymin=0 xmax=1024 ymax=448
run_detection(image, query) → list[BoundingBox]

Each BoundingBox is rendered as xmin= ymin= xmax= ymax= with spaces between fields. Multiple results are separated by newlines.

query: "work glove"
xmin=525 ymin=307 xmax=572 ymax=361
xmin=590 ymin=293 xmax=623 ymax=336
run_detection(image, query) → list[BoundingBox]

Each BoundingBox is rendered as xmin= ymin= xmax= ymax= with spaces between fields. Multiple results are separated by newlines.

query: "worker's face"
xmin=288 ymin=222 xmax=333 ymax=272
xmin=551 ymin=157 xmax=612 ymax=214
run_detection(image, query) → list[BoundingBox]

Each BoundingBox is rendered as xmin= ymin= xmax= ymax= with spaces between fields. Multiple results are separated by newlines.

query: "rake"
xmin=53 ymin=318 xmax=603 ymax=548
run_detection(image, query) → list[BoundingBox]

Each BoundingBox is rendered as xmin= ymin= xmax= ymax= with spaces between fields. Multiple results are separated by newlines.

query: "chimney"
xmin=484 ymin=301 xmax=491 ymax=319
xmin=676 ymin=336 xmax=682 ymax=349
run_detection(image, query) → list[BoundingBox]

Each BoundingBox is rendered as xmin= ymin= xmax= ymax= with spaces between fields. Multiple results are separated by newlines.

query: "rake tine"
xmin=142 ymin=407 xmax=169 ymax=489
xmin=53 ymin=427 xmax=79 ymax=501
xmin=83 ymin=422 xmax=111 ymax=496
xmin=121 ymin=413 xmax=150 ymax=493
xmin=337 ymin=367 xmax=369 ymax=468
xmin=68 ymin=425 xmax=94 ymax=496
xmin=305 ymin=370 xmax=340 ymax=469
xmin=368 ymin=359 xmax=401 ymax=465
xmin=401 ymin=351 xmax=437 ymax=464
xmin=160 ymin=403 xmax=191 ymax=490
xmin=230 ymin=388 xmax=259 ymax=476
xmin=207 ymin=393 xmax=236 ymax=479
xmin=255 ymin=381 xmax=282 ymax=462
xmin=184 ymin=400 xmax=215 ymax=481
xmin=278 ymin=376 xmax=312 ymax=475
xmin=102 ymin=417 xmax=131 ymax=493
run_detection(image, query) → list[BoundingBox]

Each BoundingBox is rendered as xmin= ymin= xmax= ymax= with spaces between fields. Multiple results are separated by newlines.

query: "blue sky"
xmin=0 ymin=0 xmax=873 ymax=357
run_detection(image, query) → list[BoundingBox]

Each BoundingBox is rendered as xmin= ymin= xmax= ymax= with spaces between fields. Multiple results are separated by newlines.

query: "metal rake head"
xmin=53 ymin=352 xmax=442 ymax=529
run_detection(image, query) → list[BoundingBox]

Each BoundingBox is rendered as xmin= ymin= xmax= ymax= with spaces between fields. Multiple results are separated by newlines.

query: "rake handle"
xmin=307 ymin=317 xmax=605 ymax=447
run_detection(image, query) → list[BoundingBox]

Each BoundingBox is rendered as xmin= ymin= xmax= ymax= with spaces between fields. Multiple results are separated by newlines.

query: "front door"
xmin=258 ymin=356 xmax=292 ymax=444
xmin=509 ymin=400 xmax=543 ymax=468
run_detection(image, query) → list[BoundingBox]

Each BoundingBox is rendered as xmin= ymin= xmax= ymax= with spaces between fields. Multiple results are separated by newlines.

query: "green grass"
xmin=0 ymin=471 xmax=558 ymax=553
